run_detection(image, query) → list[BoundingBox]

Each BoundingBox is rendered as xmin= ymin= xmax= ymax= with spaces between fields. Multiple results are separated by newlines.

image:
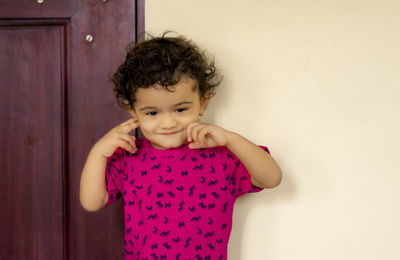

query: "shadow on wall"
xmin=229 ymin=172 xmax=296 ymax=260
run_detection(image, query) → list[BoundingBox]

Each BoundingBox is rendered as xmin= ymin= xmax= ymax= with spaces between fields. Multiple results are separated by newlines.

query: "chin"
xmin=145 ymin=132 xmax=188 ymax=150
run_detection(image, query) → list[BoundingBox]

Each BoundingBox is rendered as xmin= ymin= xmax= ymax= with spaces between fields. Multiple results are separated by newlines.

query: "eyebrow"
xmin=139 ymin=101 xmax=193 ymax=112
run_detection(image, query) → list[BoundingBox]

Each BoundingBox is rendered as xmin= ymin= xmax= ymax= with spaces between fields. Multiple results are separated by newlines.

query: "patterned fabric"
xmin=106 ymin=138 xmax=268 ymax=260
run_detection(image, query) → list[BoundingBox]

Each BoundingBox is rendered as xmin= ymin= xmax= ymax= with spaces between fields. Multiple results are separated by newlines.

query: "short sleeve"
xmin=233 ymin=146 xmax=270 ymax=198
xmin=105 ymin=148 xmax=125 ymax=205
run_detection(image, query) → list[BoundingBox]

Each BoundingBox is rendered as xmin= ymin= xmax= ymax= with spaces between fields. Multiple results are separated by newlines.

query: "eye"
xmin=176 ymin=108 xmax=188 ymax=113
xmin=146 ymin=111 xmax=158 ymax=116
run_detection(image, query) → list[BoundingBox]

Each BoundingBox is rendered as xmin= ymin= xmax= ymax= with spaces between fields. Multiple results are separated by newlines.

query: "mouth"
xmin=160 ymin=130 xmax=182 ymax=136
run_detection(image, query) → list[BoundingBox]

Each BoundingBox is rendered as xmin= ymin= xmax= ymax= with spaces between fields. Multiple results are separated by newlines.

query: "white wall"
xmin=146 ymin=1 xmax=400 ymax=259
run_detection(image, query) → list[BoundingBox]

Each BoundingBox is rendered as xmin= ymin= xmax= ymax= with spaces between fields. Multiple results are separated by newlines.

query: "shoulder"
xmin=214 ymin=144 xmax=270 ymax=163
xmin=107 ymin=140 xmax=146 ymax=166
xmin=191 ymin=146 xmax=237 ymax=163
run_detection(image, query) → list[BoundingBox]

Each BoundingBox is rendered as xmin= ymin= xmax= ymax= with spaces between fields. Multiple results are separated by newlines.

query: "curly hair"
xmin=112 ymin=32 xmax=222 ymax=109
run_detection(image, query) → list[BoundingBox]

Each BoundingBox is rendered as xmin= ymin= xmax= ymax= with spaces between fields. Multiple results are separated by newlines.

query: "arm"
xmin=79 ymin=147 xmax=109 ymax=212
xmin=187 ymin=123 xmax=282 ymax=189
xmin=79 ymin=118 xmax=138 ymax=212
xmin=225 ymin=132 xmax=282 ymax=188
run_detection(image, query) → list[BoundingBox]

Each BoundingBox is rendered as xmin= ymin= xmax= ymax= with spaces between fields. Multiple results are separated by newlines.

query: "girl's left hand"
xmin=186 ymin=122 xmax=231 ymax=149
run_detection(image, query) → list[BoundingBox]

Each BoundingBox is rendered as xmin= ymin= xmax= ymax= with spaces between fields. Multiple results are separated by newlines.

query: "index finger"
xmin=118 ymin=119 xmax=139 ymax=133
xmin=186 ymin=121 xmax=202 ymax=142
xmin=120 ymin=117 xmax=138 ymax=125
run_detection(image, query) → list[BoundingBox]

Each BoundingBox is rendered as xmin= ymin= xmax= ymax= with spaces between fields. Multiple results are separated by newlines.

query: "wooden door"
xmin=0 ymin=1 xmax=144 ymax=259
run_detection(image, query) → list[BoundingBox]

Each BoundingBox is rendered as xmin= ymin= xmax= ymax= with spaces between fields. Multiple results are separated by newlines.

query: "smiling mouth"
xmin=161 ymin=130 xmax=182 ymax=135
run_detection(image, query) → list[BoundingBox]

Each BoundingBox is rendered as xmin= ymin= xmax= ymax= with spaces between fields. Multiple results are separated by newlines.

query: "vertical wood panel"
xmin=0 ymin=0 xmax=144 ymax=259
xmin=67 ymin=0 xmax=138 ymax=259
xmin=0 ymin=23 xmax=66 ymax=260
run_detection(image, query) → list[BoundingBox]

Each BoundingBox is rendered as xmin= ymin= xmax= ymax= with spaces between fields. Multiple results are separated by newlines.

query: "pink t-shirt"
xmin=106 ymin=138 xmax=268 ymax=260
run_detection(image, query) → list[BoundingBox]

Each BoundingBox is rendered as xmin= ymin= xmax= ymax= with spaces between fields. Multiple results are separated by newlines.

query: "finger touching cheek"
xmin=186 ymin=122 xmax=198 ymax=142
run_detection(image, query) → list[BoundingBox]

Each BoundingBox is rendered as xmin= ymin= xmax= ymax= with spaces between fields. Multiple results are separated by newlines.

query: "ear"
xmin=199 ymin=93 xmax=211 ymax=116
xmin=127 ymin=108 xmax=138 ymax=119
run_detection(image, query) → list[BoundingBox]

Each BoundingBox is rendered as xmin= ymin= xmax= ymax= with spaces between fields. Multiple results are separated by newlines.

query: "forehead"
xmin=135 ymin=77 xmax=199 ymax=107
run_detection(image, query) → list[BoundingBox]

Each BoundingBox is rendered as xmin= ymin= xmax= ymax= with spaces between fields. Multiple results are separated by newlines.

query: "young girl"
xmin=80 ymin=33 xmax=282 ymax=260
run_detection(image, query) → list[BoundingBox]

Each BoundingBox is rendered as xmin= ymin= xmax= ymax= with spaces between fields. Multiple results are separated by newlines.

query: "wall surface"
xmin=146 ymin=1 xmax=400 ymax=259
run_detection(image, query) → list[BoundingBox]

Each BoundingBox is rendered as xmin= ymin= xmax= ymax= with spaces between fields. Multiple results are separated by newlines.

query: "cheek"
xmin=137 ymin=119 xmax=155 ymax=132
xmin=181 ymin=114 xmax=200 ymax=127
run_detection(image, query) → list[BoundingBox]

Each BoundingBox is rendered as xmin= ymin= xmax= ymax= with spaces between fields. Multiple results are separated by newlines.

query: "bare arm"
xmin=79 ymin=118 xmax=138 ymax=212
xmin=187 ymin=122 xmax=282 ymax=188
xmin=79 ymin=147 xmax=110 ymax=212
xmin=225 ymin=132 xmax=282 ymax=188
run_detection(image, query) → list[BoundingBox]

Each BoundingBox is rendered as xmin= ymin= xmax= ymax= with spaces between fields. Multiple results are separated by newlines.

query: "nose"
xmin=160 ymin=113 xmax=177 ymax=129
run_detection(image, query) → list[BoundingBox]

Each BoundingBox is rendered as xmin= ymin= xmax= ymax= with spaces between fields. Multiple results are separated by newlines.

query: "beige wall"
xmin=146 ymin=1 xmax=400 ymax=259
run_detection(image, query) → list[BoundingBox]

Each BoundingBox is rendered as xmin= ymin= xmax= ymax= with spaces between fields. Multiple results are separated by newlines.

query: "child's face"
xmin=129 ymin=77 xmax=209 ymax=150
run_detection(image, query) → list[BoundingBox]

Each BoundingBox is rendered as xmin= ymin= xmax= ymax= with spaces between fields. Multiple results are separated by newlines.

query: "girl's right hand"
xmin=92 ymin=118 xmax=139 ymax=158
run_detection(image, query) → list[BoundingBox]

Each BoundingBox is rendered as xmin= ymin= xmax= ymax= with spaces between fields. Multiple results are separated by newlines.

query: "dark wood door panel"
xmin=0 ymin=22 xmax=66 ymax=260
xmin=67 ymin=1 xmax=138 ymax=257
xmin=1 ymin=0 xmax=143 ymax=259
